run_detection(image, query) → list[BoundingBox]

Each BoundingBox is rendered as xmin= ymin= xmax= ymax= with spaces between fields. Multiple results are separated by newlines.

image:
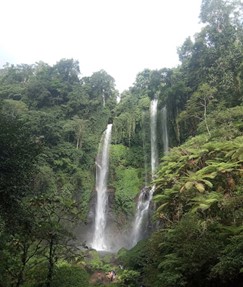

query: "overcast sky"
xmin=0 ymin=0 xmax=202 ymax=92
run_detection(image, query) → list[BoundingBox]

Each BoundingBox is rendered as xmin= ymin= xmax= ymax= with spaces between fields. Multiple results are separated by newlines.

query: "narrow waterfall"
xmin=91 ymin=124 xmax=112 ymax=251
xmin=161 ymin=106 xmax=169 ymax=154
xmin=130 ymin=185 xmax=155 ymax=247
xmin=150 ymin=99 xmax=159 ymax=177
xmin=130 ymin=99 xmax=158 ymax=247
xmin=142 ymin=111 xmax=149 ymax=186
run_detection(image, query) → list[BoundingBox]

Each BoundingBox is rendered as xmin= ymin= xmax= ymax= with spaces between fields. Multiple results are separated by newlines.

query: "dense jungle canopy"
xmin=0 ymin=0 xmax=243 ymax=286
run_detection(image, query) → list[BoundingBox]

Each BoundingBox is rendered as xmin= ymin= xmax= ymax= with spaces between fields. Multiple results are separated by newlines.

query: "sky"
xmin=0 ymin=0 xmax=203 ymax=92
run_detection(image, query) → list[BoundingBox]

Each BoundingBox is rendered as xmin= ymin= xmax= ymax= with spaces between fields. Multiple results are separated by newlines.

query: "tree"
xmin=2 ymin=216 xmax=44 ymax=287
xmin=28 ymin=188 xmax=81 ymax=287
xmin=52 ymin=58 xmax=80 ymax=85
xmin=82 ymin=70 xmax=117 ymax=108
xmin=64 ymin=116 xmax=88 ymax=149
xmin=178 ymin=83 xmax=217 ymax=137
xmin=0 ymin=110 xmax=41 ymax=224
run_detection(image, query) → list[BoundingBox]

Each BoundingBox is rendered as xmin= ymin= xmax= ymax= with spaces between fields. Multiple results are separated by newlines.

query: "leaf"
xmin=180 ymin=186 xmax=185 ymax=193
xmin=156 ymin=202 xmax=169 ymax=212
xmin=195 ymin=182 xmax=205 ymax=193
xmin=184 ymin=181 xmax=194 ymax=190
xmin=202 ymin=179 xmax=213 ymax=188
xmin=203 ymin=172 xmax=218 ymax=179
xmin=222 ymin=225 xmax=243 ymax=235
xmin=153 ymin=194 xmax=168 ymax=202
xmin=198 ymin=203 xmax=210 ymax=210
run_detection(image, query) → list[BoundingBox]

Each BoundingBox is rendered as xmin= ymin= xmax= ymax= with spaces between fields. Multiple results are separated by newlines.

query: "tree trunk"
xmin=15 ymin=242 xmax=28 ymax=287
xmin=46 ymin=236 xmax=55 ymax=287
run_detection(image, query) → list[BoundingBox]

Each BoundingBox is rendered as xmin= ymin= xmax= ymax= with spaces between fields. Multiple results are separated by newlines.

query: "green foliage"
xmin=154 ymin=134 xmax=243 ymax=224
xmin=116 ymin=241 xmax=149 ymax=287
xmin=109 ymin=145 xmax=143 ymax=216
xmin=138 ymin=215 xmax=228 ymax=287
xmin=175 ymin=0 xmax=243 ymax=139
xmin=2 ymin=99 xmax=28 ymax=116
xmin=178 ymin=83 xmax=217 ymax=136
xmin=113 ymin=90 xmax=150 ymax=148
xmin=197 ymin=106 xmax=243 ymax=139
xmin=52 ymin=265 xmax=90 ymax=287
xmin=117 ymin=269 xmax=140 ymax=287
xmin=132 ymin=68 xmax=171 ymax=100
xmin=118 ymin=239 xmax=149 ymax=271
xmin=113 ymin=112 xmax=136 ymax=145
xmin=110 ymin=144 xmax=128 ymax=167
xmin=21 ymin=263 xmax=48 ymax=287
xmin=114 ymin=167 xmax=141 ymax=215
xmin=0 ymin=110 xmax=41 ymax=222
xmin=210 ymin=232 xmax=243 ymax=282
xmin=87 ymin=250 xmax=104 ymax=270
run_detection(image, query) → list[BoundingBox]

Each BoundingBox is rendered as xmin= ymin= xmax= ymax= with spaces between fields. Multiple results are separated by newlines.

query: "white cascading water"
xmin=91 ymin=124 xmax=112 ymax=251
xmin=130 ymin=99 xmax=158 ymax=247
xmin=130 ymin=185 xmax=155 ymax=247
xmin=161 ymin=106 xmax=169 ymax=154
xmin=150 ymin=99 xmax=159 ymax=177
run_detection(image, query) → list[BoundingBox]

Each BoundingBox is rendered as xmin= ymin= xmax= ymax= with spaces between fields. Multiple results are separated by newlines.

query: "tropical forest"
xmin=0 ymin=0 xmax=242 ymax=286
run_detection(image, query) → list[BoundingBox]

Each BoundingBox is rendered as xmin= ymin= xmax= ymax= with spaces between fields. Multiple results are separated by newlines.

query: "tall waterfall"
xmin=130 ymin=99 xmax=159 ymax=247
xmin=150 ymin=99 xmax=159 ymax=177
xmin=161 ymin=106 xmax=169 ymax=154
xmin=91 ymin=124 xmax=112 ymax=251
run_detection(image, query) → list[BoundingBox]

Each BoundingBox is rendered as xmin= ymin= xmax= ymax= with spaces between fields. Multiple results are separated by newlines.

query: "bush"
xmin=52 ymin=265 xmax=90 ymax=287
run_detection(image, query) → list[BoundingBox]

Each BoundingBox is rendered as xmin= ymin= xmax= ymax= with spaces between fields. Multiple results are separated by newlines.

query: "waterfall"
xmin=130 ymin=99 xmax=159 ymax=248
xmin=142 ymin=111 xmax=149 ymax=186
xmin=161 ymin=106 xmax=169 ymax=154
xmin=150 ymin=99 xmax=159 ymax=178
xmin=130 ymin=186 xmax=155 ymax=247
xmin=91 ymin=124 xmax=112 ymax=251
